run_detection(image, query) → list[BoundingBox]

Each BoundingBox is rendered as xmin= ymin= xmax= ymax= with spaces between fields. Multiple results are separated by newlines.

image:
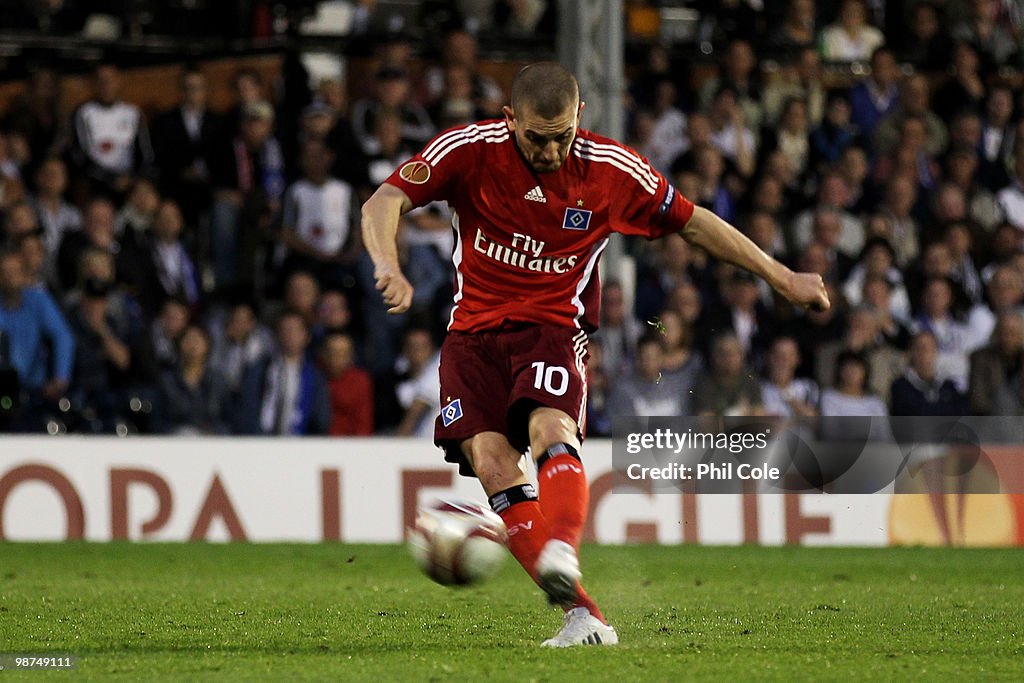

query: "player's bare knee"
xmin=528 ymin=408 xmax=580 ymax=458
xmin=463 ymin=433 xmax=524 ymax=494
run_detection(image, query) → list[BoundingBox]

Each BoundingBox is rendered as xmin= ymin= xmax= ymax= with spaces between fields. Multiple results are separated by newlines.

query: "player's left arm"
xmin=680 ymin=206 xmax=830 ymax=311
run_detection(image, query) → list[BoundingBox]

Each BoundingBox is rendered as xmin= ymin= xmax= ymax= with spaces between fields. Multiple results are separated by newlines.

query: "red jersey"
xmin=384 ymin=120 xmax=695 ymax=333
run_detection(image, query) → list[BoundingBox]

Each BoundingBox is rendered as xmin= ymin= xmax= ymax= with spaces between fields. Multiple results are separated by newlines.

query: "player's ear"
xmin=502 ymin=105 xmax=515 ymax=131
xmin=577 ymin=101 xmax=585 ymax=126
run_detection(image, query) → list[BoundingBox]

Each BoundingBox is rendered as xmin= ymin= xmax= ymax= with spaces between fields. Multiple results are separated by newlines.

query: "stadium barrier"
xmin=0 ymin=437 xmax=1021 ymax=546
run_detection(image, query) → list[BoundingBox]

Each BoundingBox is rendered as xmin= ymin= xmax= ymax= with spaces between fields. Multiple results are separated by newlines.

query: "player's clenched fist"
xmin=374 ymin=266 xmax=414 ymax=314
xmin=781 ymin=271 xmax=831 ymax=312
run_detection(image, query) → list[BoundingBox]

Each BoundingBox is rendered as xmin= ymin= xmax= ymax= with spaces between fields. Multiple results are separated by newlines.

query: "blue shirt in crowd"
xmin=0 ymin=288 xmax=75 ymax=390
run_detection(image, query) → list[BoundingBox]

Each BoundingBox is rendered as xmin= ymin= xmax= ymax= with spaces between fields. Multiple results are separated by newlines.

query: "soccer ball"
xmin=408 ymin=499 xmax=508 ymax=586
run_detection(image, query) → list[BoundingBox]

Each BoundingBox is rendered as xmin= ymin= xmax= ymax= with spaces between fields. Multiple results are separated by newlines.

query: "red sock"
xmin=497 ymin=499 xmax=548 ymax=583
xmin=497 ymin=499 xmax=605 ymax=624
xmin=538 ymin=452 xmax=589 ymax=548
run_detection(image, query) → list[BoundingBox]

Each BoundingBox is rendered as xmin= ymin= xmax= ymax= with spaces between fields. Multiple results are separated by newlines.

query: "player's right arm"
xmin=361 ymin=121 xmax=489 ymax=314
xmin=362 ymin=182 xmax=415 ymax=314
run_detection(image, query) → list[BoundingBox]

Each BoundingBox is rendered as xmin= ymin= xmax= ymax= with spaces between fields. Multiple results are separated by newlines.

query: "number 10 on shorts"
xmin=531 ymin=362 xmax=569 ymax=396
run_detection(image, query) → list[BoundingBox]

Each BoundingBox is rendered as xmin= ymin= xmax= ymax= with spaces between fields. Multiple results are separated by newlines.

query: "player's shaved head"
xmin=511 ymin=63 xmax=579 ymax=119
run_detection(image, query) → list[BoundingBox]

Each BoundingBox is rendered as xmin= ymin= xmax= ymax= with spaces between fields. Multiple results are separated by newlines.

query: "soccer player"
xmin=362 ymin=63 xmax=829 ymax=647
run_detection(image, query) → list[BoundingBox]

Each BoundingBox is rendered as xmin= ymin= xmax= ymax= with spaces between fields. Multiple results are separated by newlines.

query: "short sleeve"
xmin=607 ymin=152 xmax=695 ymax=241
xmin=384 ymin=123 xmax=486 ymax=208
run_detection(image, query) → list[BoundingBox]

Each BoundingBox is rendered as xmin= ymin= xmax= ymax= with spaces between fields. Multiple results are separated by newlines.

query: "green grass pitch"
xmin=0 ymin=543 xmax=1021 ymax=681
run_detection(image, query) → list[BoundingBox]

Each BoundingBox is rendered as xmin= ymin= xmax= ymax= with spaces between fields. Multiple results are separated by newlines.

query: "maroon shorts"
xmin=435 ymin=324 xmax=589 ymax=476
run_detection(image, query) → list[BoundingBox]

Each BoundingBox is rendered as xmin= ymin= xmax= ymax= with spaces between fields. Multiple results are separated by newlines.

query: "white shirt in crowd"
xmin=396 ymin=352 xmax=442 ymax=439
xmin=75 ymin=100 xmax=150 ymax=175
xmin=282 ymin=178 xmax=355 ymax=255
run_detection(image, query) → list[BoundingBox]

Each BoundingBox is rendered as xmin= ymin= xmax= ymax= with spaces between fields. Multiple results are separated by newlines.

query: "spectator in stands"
xmin=876 ymin=174 xmax=921 ymax=266
xmin=143 ymin=297 xmax=191 ymax=377
xmin=635 ymin=234 xmax=701 ymax=323
xmin=593 ymin=280 xmax=642 ymax=380
xmin=112 ymin=179 xmax=161 ymax=291
xmin=820 ymin=0 xmax=885 ymax=63
xmin=761 ymin=336 xmax=819 ymax=417
xmin=351 ymin=67 xmax=434 ymax=155
xmin=810 ymin=90 xmax=858 ymax=169
xmin=933 ymin=42 xmax=987 ymax=122
xmin=760 ymin=97 xmax=811 ymax=182
xmin=700 ymin=269 xmax=774 ymax=357
xmin=898 ymin=1 xmax=952 ymax=71
xmin=895 ymin=122 xmax=945 ymax=195
xmin=848 ymin=47 xmax=899 ymax=137
xmin=314 ymin=287 xmax=354 ymax=337
xmin=969 ymin=265 xmax=1024 ymax=346
xmin=321 ymin=330 xmax=373 ymax=436
xmin=56 ymin=197 xmax=120 ymax=293
xmin=863 ymin=274 xmax=912 ymax=350
xmin=423 ymin=28 xmax=503 ymax=115
xmin=817 ymin=306 xmax=905 ymax=399
xmin=944 ymin=222 xmax=984 ymax=305
xmin=31 ymin=157 xmax=80 ymax=254
xmin=699 ymin=39 xmax=763 ymax=135
xmin=429 ymin=64 xmax=485 ymax=130
xmin=655 ymin=307 xmax=703 ymax=396
xmin=363 ymin=110 xmax=417 ymax=188
xmin=644 ymin=80 xmax=688 ymax=174
xmin=819 ymin=351 xmax=889 ymax=417
xmin=16 ymin=233 xmax=48 ymax=291
xmin=3 ymin=66 xmax=67 ymax=165
xmin=2 ymin=201 xmax=40 ymax=248
xmin=968 ymin=312 xmax=1024 ymax=414
xmin=707 ymin=85 xmax=757 ymax=179
xmin=951 ymin=0 xmax=1018 ymax=67
xmin=891 ymin=330 xmax=967 ymax=415
xmin=208 ymin=300 xmax=273 ymax=394
xmin=945 ymin=147 xmax=1003 ymax=232
xmin=210 ymin=100 xmax=285 ymax=293
xmin=69 ymin=62 xmax=153 ymax=200
xmin=0 ymin=249 xmax=74 ymax=418
xmin=692 ymin=333 xmax=762 ymax=416
xmin=584 ymin=338 xmax=612 ymax=437
xmin=394 ymin=328 xmax=440 ymax=438
xmin=62 ymin=247 xmax=137 ymax=334
xmin=781 ymin=282 xmax=845 ymax=378
xmin=282 ymin=270 xmax=320 ymax=330
xmin=911 ymin=277 xmax=974 ymax=389
xmin=151 ymin=67 xmax=223 ymax=226
xmin=792 ymin=173 xmax=865 ymax=256
xmin=225 ymin=68 xmax=267 ymax=136
xmin=154 ymin=324 xmax=228 ymax=434
xmin=138 ymin=200 xmax=201 ymax=313
xmin=763 ymin=46 xmax=825 ymax=128
xmin=874 ymin=75 xmax=947 ymax=157
xmin=843 ymin=237 xmax=911 ymax=320
xmin=905 ymin=241 xmax=970 ymax=314
xmin=278 ymin=140 xmax=356 ymax=287
xmin=996 ymin=146 xmax=1024 ymax=232
xmin=608 ymin=335 xmax=687 ymax=417
xmin=770 ymin=0 xmax=817 ymax=54
xmin=792 ymin=208 xmax=858 ymax=281
xmin=980 ymin=85 xmax=1016 ymax=189
xmin=234 ymin=311 xmax=330 ymax=435
xmin=66 ymin=278 xmax=134 ymax=430
xmin=693 ymin=145 xmax=738 ymax=223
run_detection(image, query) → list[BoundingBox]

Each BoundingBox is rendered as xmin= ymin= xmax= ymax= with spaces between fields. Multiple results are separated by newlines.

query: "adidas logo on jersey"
xmin=524 ymin=186 xmax=547 ymax=203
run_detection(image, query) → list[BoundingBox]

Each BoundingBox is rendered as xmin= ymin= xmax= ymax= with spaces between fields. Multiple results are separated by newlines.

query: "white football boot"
xmin=541 ymin=607 xmax=619 ymax=647
xmin=535 ymin=539 xmax=581 ymax=606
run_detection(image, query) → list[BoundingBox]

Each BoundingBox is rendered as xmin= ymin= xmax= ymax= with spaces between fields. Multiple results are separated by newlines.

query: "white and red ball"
xmin=408 ymin=499 xmax=508 ymax=586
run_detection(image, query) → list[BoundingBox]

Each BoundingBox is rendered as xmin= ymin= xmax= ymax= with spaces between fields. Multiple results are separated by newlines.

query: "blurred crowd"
xmin=2 ymin=0 xmax=1024 ymax=438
